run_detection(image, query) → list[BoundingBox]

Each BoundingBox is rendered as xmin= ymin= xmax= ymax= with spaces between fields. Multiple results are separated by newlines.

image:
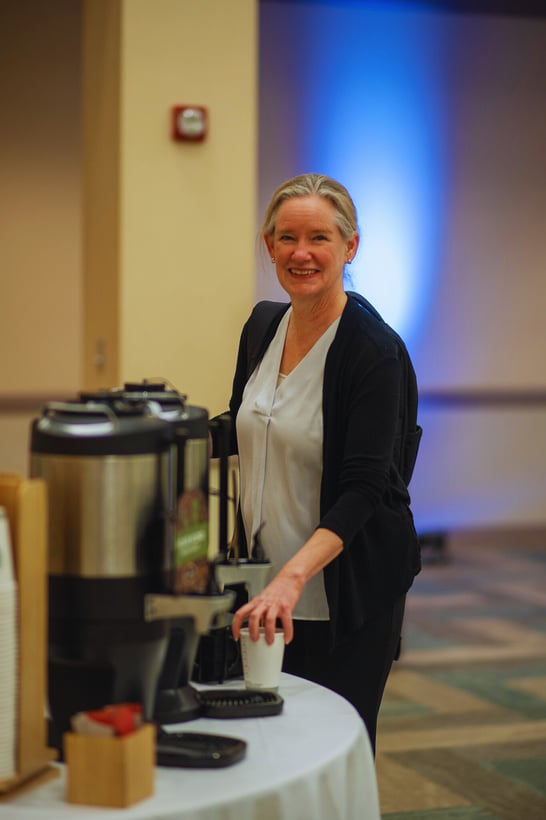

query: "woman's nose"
xmin=291 ymin=241 xmax=311 ymax=259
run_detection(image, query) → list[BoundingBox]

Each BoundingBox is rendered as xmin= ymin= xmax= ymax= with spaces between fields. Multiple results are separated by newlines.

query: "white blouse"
xmin=236 ymin=307 xmax=340 ymax=620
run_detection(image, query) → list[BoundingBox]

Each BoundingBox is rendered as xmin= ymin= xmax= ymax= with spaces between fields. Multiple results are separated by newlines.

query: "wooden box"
xmin=64 ymin=723 xmax=155 ymax=808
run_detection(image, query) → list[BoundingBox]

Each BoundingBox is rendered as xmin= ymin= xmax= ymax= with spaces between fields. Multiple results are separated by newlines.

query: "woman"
xmin=218 ymin=173 xmax=420 ymax=752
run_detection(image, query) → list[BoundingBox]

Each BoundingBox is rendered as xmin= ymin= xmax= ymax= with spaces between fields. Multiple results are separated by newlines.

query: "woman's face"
xmin=264 ymin=194 xmax=358 ymax=305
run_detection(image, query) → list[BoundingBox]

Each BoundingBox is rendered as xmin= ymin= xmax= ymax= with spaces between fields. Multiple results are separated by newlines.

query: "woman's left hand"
xmin=231 ymin=570 xmax=305 ymax=646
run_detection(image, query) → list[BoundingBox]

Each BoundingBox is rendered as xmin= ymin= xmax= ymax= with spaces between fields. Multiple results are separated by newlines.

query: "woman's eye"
xmin=279 ymin=234 xmax=294 ymax=242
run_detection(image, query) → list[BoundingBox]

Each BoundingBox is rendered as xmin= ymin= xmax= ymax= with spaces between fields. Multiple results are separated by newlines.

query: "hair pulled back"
xmin=262 ymin=173 xmax=358 ymax=242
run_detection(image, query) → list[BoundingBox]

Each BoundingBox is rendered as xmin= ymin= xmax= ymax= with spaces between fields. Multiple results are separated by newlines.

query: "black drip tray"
xmin=197 ymin=688 xmax=284 ymax=718
xmin=156 ymin=728 xmax=247 ymax=768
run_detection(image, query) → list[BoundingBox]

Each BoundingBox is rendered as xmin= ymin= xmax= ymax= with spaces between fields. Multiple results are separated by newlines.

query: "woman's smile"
xmin=288 ymin=267 xmax=319 ymax=276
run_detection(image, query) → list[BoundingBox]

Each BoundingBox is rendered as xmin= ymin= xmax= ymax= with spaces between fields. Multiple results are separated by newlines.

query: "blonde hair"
xmin=261 ymin=173 xmax=358 ymax=241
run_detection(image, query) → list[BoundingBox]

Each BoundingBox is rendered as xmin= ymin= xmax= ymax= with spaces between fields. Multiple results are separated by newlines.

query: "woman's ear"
xmin=347 ymin=233 xmax=360 ymax=260
xmin=263 ymin=234 xmax=274 ymax=259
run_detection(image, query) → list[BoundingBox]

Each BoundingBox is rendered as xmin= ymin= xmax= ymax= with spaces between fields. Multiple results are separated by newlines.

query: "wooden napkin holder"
xmin=64 ymin=723 xmax=155 ymax=808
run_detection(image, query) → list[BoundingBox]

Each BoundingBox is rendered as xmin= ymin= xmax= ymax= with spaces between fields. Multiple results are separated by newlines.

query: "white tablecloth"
xmin=0 ymin=674 xmax=380 ymax=820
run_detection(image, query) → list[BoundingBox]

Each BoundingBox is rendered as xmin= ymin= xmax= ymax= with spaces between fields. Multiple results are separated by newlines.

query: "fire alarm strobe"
xmin=172 ymin=105 xmax=208 ymax=142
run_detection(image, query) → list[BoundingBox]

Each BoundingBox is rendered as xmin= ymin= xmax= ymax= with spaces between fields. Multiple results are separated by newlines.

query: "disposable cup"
xmin=239 ymin=627 xmax=285 ymax=691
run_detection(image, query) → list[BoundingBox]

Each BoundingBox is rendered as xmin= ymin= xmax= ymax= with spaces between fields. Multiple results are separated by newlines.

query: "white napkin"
xmin=0 ymin=507 xmax=15 ymax=584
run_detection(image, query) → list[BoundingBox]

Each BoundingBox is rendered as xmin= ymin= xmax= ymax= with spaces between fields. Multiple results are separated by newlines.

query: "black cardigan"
xmin=217 ymin=294 xmax=421 ymax=647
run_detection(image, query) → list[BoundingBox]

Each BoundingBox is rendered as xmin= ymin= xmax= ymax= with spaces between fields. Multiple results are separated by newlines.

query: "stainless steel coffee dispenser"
xmin=30 ymin=382 xmax=233 ymax=750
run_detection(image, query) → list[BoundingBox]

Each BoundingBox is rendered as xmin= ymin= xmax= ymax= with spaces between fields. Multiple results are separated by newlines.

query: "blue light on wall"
xmin=260 ymin=1 xmax=546 ymax=534
xmin=262 ymin=1 xmax=448 ymax=350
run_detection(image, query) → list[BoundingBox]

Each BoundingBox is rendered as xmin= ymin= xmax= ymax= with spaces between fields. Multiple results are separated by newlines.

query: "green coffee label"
xmin=174 ymin=489 xmax=208 ymax=566
xmin=174 ymin=523 xmax=208 ymax=565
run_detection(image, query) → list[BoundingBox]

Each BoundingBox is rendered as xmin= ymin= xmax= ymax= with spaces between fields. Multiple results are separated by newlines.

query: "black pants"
xmin=282 ymin=595 xmax=406 ymax=754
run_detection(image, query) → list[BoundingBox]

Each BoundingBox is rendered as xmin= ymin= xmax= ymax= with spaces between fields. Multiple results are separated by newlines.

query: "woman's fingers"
xmin=231 ymin=574 xmax=301 ymax=644
xmin=231 ymin=597 xmax=294 ymax=645
xmin=279 ymin=610 xmax=294 ymax=645
xmin=231 ymin=602 xmax=252 ymax=639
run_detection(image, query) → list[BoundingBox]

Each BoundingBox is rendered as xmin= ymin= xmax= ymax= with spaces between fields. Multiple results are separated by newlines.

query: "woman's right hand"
xmin=231 ymin=570 xmax=304 ymax=646
xmin=232 ymin=527 xmax=343 ymax=645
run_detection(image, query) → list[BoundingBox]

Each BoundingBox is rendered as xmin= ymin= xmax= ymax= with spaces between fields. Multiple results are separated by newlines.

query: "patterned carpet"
xmin=376 ymin=527 xmax=546 ymax=820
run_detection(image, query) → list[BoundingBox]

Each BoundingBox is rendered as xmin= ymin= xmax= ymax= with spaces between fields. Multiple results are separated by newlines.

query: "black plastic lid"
xmin=81 ymin=382 xmax=186 ymax=408
xmin=79 ymin=382 xmax=209 ymax=436
xmin=30 ymin=399 xmax=173 ymax=456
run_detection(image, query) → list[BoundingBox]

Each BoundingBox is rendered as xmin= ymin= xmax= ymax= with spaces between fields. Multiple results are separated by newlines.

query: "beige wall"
xmin=0 ymin=0 xmax=82 ymax=397
xmin=83 ymin=0 xmax=258 ymax=415
xmin=1 ymin=0 xmax=257 ymax=475
xmin=119 ymin=0 xmax=257 ymax=416
xmin=0 ymin=0 xmax=82 ymax=476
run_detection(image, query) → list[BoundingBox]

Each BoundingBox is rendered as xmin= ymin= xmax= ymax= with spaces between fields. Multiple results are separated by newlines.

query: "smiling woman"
xmin=211 ymin=173 xmax=421 ymax=754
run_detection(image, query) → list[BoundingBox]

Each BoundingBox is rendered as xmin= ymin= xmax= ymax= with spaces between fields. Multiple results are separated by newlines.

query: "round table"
xmin=0 ymin=674 xmax=380 ymax=820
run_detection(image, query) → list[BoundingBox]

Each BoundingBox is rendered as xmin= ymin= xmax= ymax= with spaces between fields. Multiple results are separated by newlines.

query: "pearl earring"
xmin=271 ymin=257 xmax=276 ymax=263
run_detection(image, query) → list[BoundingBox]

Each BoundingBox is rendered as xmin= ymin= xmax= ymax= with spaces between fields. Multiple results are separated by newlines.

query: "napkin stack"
xmin=0 ymin=507 xmax=18 ymax=780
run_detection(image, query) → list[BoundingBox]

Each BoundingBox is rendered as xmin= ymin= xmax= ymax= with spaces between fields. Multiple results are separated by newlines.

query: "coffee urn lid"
xmin=109 ymin=381 xmax=209 ymax=437
xmin=30 ymin=398 xmax=173 ymax=456
xmin=80 ymin=381 xmax=186 ymax=411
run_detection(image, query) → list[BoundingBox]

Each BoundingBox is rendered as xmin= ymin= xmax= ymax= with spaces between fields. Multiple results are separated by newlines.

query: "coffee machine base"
xmin=154 ymin=685 xmax=201 ymax=724
xmin=147 ymin=594 xmax=235 ymax=725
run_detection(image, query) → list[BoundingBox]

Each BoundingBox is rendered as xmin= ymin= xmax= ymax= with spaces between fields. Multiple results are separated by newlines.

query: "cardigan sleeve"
xmin=318 ymin=347 xmax=403 ymax=547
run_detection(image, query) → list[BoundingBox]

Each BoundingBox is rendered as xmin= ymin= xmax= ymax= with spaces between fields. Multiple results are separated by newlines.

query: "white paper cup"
xmin=239 ymin=627 xmax=285 ymax=691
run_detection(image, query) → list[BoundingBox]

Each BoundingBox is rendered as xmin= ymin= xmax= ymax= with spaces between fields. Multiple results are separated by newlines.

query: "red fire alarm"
xmin=171 ymin=105 xmax=208 ymax=142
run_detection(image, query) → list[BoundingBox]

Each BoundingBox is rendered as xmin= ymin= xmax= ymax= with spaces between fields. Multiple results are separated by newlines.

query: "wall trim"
xmin=420 ymin=389 xmax=546 ymax=408
xmin=3 ymin=388 xmax=546 ymax=414
xmin=0 ymin=394 xmax=73 ymax=414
